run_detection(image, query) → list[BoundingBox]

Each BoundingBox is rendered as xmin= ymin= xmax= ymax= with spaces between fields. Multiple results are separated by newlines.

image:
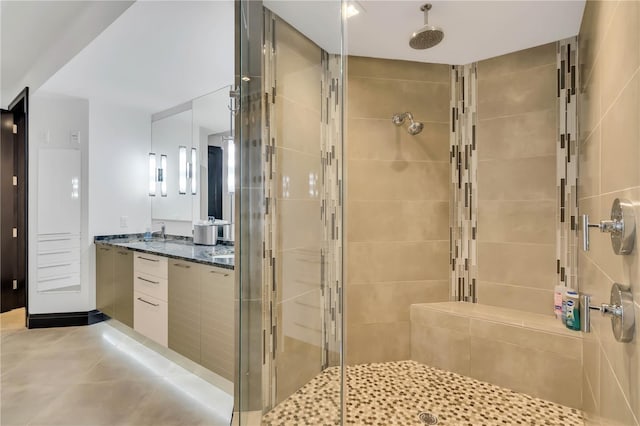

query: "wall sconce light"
xmin=149 ymin=153 xmax=157 ymax=196
xmin=191 ymin=148 xmax=197 ymax=195
xmin=179 ymin=146 xmax=187 ymax=195
xmin=160 ymin=154 xmax=167 ymax=197
xmin=149 ymin=152 xmax=167 ymax=197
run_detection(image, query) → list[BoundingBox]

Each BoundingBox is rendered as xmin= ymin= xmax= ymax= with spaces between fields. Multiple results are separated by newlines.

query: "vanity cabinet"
xmin=133 ymin=253 xmax=168 ymax=346
xmin=168 ymin=260 xmax=201 ymax=363
xmin=113 ymin=249 xmax=134 ymax=327
xmin=167 ymin=260 xmax=234 ymax=380
xmin=200 ymin=264 xmax=234 ymax=380
xmin=96 ymin=245 xmax=133 ymax=326
xmin=96 ymin=245 xmax=115 ymax=317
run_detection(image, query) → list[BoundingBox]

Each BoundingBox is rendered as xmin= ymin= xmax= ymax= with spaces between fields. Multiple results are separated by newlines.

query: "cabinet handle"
xmin=137 ymin=297 xmax=159 ymax=307
xmin=209 ymin=270 xmax=230 ymax=277
xmin=98 ymin=247 xmax=110 ymax=251
xmin=137 ymin=276 xmax=159 ymax=285
xmin=117 ymin=251 xmax=129 ymax=256
xmin=137 ymin=256 xmax=159 ymax=262
xmin=173 ymin=263 xmax=191 ymax=269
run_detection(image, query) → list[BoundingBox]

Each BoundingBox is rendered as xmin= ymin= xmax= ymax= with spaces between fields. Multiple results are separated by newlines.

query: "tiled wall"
xmin=475 ymin=44 xmax=558 ymax=316
xmin=272 ymin=18 xmax=324 ymax=404
xmin=346 ymin=56 xmax=451 ymax=364
xmin=579 ymin=1 xmax=640 ymax=424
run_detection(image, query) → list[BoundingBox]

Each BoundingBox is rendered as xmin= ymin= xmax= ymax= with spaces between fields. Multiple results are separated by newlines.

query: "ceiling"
xmin=16 ymin=0 xmax=584 ymax=113
xmin=39 ymin=1 xmax=234 ymax=114
xmin=265 ymin=0 xmax=586 ymax=65
xmin=1 ymin=1 xmax=134 ymax=107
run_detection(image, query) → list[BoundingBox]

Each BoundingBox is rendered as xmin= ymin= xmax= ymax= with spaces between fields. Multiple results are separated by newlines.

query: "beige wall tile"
xmin=477 ymin=200 xmax=556 ymax=244
xmin=275 ymin=97 xmax=321 ymax=155
xmin=583 ymin=327 xmax=601 ymax=407
xmin=579 ymin=0 xmax=619 ymax=84
xmin=469 ymin=337 xmax=582 ymax=409
xmin=477 ymin=64 xmax=556 ymax=120
xmin=277 ymin=199 xmax=322 ymax=251
xmin=599 ymin=351 xmax=638 ymax=426
xmin=580 ymin=59 xmax=601 ymax=143
xmin=275 ymin=19 xmax=321 ymax=111
xmin=477 ymin=109 xmax=556 ymax=160
xmin=478 ymin=242 xmax=556 ymax=289
xmin=348 ymin=76 xmax=449 ymax=122
xmin=469 ymin=319 xmax=581 ymax=360
xmin=478 ymin=156 xmax=556 ymax=201
xmin=348 ymin=160 xmax=449 ymax=201
xmin=275 ymin=336 xmax=323 ymax=404
xmin=601 ymin=74 xmax=640 ymax=193
xmin=347 ymin=200 xmax=449 ymax=242
xmin=348 ymin=56 xmax=450 ymax=83
xmin=410 ymin=305 xmax=471 ymax=332
xmin=276 ymin=148 xmax=321 ymax=200
xmin=277 ymin=247 xmax=321 ymax=303
xmin=579 ymin=126 xmax=601 ymax=200
xmin=347 ymin=281 xmax=448 ymax=324
xmin=476 ymin=281 xmax=554 ymax=316
xmin=411 ymin=324 xmax=470 ymax=376
xmin=347 ymin=241 xmax=449 ymax=284
xmin=478 ymin=43 xmax=556 ymax=79
xmin=347 ymin=118 xmax=449 ymax=162
xmin=600 ymin=0 xmax=639 ymax=112
xmin=346 ymin=322 xmax=410 ymax=365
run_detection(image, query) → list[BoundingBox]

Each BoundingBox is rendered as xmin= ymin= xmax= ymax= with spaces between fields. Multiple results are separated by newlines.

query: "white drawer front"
xmin=37 ymin=248 xmax=80 ymax=265
xmin=37 ymin=261 xmax=80 ymax=280
xmin=134 ymin=272 xmax=168 ymax=302
xmin=134 ymin=253 xmax=168 ymax=279
xmin=38 ymin=235 xmax=80 ymax=252
xmin=134 ymin=291 xmax=168 ymax=347
xmin=37 ymin=274 xmax=81 ymax=292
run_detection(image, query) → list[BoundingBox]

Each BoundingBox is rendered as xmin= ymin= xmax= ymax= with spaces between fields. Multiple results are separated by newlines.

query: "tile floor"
xmin=263 ymin=361 xmax=585 ymax=426
xmin=0 ymin=309 xmax=233 ymax=426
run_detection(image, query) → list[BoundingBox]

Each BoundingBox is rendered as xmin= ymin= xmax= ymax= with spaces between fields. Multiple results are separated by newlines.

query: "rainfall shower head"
xmin=392 ymin=112 xmax=424 ymax=135
xmin=409 ymin=3 xmax=444 ymax=50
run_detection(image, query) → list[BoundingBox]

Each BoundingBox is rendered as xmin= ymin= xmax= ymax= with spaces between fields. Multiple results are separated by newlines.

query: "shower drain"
xmin=418 ymin=411 xmax=438 ymax=425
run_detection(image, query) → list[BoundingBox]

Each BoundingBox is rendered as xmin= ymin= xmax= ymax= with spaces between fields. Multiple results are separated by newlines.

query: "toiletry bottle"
xmin=554 ymin=285 xmax=564 ymax=320
xmin=565 ymin=291 xmax=580 ymax=331
xmin=144 ymin=227 xmax=152 ymax=242
xmin=561 ymin=288 xmax=568 ymax=325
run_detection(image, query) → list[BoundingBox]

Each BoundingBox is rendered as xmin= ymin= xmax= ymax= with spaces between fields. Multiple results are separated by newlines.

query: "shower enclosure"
xmin=235 ymin=1 xmax=345 ymax=424
xmin=235 ymin=1 xmax=595 ymax=425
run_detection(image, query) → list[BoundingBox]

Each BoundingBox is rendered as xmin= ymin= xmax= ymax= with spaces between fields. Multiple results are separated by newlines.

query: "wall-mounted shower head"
xmin=392 ymin=112 xmax=424 ymax=135
xmin=409 ymin=3 xmax=444 ymax=50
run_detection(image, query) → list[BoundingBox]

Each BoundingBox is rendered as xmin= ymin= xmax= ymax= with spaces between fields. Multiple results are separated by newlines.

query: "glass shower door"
xmin=235 ymin=1 xmax=345 ymax=424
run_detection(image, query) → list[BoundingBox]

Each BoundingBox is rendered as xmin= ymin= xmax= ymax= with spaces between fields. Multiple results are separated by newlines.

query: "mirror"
xmin=151 ymin=85 xmax=234 ymax=238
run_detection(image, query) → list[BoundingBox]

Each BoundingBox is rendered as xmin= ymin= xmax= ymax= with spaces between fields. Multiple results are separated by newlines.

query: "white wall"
xmin=89 ymin=100 xmax=151 ymax=237
xmin=29 ymin=93 xmax=90 ymax=314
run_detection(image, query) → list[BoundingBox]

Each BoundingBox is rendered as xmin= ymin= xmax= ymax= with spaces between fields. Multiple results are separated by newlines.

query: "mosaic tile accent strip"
xmin=263 ymin=10 xmax=278 ymax=410
xmin=450 ymin=64 xmax=478 ymax=302
xmin=320 ymin=51 xmax=343 ymax=370
xmin=262 ymin=361 xmax=584 ymax=426
xmin=557 ymin=38 xmax=579 ymax=291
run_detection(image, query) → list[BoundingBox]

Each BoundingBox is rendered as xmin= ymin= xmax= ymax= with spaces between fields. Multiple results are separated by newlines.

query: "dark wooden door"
xmin=1 ymin=89 xmax=28 ymax=314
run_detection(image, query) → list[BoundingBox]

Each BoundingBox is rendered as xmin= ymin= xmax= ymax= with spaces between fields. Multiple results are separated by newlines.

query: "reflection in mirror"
xmin=150 ymin=85 xmax=234 ymax=239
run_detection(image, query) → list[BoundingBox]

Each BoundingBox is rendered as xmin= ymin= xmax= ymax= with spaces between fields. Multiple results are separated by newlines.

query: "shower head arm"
xmin=421 ymin=3 xmax=432 ymax=25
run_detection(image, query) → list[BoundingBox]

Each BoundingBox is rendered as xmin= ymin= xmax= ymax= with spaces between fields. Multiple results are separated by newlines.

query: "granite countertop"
xmin=95 ymin=234 xmax=234 ymax=270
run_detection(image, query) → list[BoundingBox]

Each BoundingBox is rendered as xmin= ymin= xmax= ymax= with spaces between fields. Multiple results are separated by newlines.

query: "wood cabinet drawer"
xmin=134 ymin=272 xmax=168 ymax=302
xmin=133 ymin=253 xmax=168 ymax=279
xmin=134 ymin=291 xmax=168 ymax=347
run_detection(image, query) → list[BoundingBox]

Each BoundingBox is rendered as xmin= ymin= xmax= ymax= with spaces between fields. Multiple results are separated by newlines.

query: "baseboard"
xmin=27 ymin=310 xmax=108 ymax=329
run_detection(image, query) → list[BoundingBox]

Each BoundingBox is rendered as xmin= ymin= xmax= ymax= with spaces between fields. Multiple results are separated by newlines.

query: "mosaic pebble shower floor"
xmin=262 ymin=361 xmax=584 ymax=426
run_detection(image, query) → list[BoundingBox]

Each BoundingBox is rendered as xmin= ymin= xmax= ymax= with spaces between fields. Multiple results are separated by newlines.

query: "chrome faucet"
xmin=151 ymin=223 xmax=166 ymax=240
